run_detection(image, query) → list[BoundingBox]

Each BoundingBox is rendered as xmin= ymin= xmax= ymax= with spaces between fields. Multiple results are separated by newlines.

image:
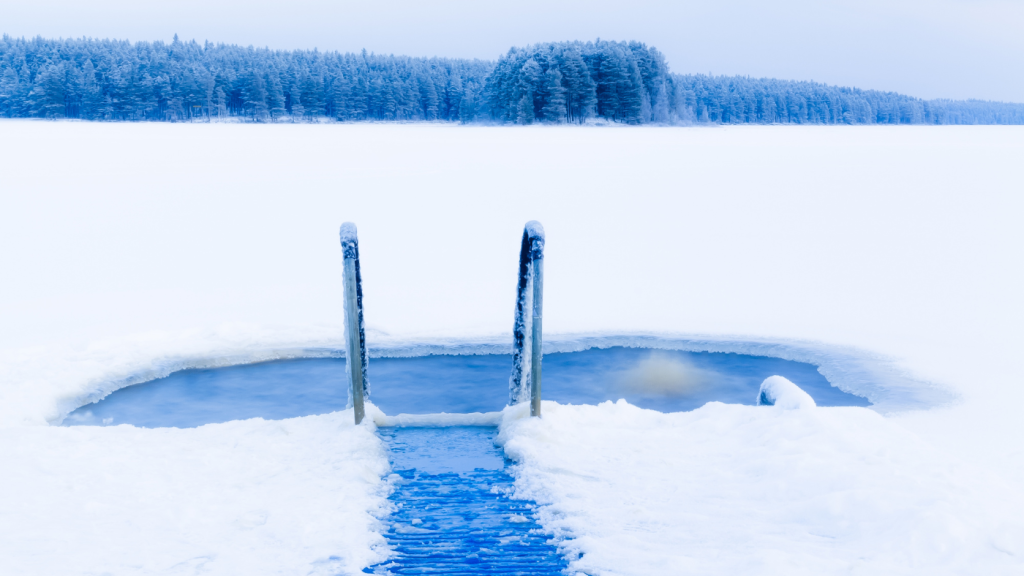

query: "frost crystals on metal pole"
xmin=340 ymin=222 xmax=369 ymax=424
xmin=509 ymin=221 xmax=545 ymax=417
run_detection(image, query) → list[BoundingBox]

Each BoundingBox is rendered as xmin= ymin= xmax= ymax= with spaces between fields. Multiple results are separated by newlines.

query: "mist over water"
xmin=615 ymin=352 xmax=711 ymax=396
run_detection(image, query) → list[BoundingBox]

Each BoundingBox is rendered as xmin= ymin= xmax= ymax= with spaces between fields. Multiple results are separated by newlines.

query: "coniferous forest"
xmin=1 ymin=35 xmax=1022 ymax=125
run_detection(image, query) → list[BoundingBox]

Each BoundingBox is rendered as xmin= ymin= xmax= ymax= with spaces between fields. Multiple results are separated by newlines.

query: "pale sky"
xmin=2 ymin=0 xmax=1022 ymax=102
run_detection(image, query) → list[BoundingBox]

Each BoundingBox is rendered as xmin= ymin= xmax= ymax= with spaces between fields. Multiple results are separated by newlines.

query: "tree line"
xmin=0 ymin=35 xmax=490 ymax=122
xmin=1 ymin=35 xmax=1021 ymax=125
xmin=674 ymin=74 xmax=1024 ymax=125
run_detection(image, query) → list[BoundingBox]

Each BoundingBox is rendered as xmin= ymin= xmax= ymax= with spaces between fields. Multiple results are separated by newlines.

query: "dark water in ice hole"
xmin=63 ymin=347 xmax=868 ymax=428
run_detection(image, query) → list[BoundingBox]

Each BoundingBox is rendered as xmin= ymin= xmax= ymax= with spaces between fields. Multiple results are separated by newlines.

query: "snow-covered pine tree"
xmin=419 ymin=71 xmax=439 ymax=120
xmin=541 ymin=69 xmax=566 ymax=123
xmin=214 ymin=87 xmax=228 ymax=119
xmin=300 ymin=71 xmax=324 ymax=118
xmin=331 ymin=74 xmax=349 ymax=120
xmin=79 ymin=60 xmax=102 ymax=119
xmin=619 ymin=55 xmax=644 ymax=123
xmin=561 ymin=47 xmax=596 ymax=123
xmin=596 ymin=50 xmax=625 ymax=121
xmin=443 ymin=73 xmax=463 ymax=121
xmin=516 ymin=58 xmax=542 ymax=124
xmin=289 ymin=87 xmax=305 ymax=121
xmin=243 ymin=71 xmax=269 ymax=121
xmin=267 ymin=73 xmax=286 ymax=120
xmin=0 ymin=67 xmax=22 ymax=117
xmin=459 ymin=85 xmax=477 ymax=123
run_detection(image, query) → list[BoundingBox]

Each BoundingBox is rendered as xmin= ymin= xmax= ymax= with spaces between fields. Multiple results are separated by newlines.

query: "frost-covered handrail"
xmin=509 ymin=221 xmax=545 ymax=417
xmin=340 ymin=222 xmax=369 ymax=424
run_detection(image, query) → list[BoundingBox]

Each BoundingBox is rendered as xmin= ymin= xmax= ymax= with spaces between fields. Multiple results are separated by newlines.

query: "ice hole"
xmin=62 ymin=347 xmax=868 ymax=428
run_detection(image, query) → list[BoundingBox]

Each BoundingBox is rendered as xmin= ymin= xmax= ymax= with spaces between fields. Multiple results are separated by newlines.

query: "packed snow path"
xmin=368 ymin=427 xmax=569 ymax=575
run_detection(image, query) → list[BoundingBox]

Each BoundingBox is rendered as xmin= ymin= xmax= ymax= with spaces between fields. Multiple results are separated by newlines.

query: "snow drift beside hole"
xmin=757 ymin=375 xmax=816 ymax=409
xmin=371 ymin=409 xmax=503 ymax=428
xmin=0 ymin=409 xmax=392 ymax=576
xmin=497 ymin=400 xmax=1024 ymax=575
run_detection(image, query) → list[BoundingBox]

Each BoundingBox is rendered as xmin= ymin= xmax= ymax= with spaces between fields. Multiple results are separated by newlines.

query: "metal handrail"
xmin=509 ymin=221 xmax=545 ymax=417
xmin=340 ymin=222 xmax=369 ymax=424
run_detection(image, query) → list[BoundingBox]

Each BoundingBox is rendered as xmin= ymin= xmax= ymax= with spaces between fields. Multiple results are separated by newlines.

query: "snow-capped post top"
xmin=757 ymin=376 xmax=817 ymax=409
xmin=524 ymin=220 xmax=545 ymax=261
xmin=340 ymin=222 xmax=359 ymax=260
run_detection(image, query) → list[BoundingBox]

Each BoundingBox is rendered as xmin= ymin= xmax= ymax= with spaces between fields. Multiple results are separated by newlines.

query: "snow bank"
xmin=0 ymin=324 xmax=350 ymax=427
xmin=498 ymin=400 xmax=1024 ymax=575
xmin=757 ymin=375 xmax=817 ymax=408
xmin=0 ymin=409 xmax=391 ymax=576
xmin=371 ymin=409 xmax=503 ymax=428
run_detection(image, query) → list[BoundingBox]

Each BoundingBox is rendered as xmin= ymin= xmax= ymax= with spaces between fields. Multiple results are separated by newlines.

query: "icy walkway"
xmin=368 ymin=427 xmax=568 ymax=575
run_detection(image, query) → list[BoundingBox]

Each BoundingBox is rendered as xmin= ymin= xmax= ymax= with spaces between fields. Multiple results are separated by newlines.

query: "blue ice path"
xmin=367 ymin=426 xmax=570 ymax=575
xmin=62 ymin=347 xmax=868 ymax=575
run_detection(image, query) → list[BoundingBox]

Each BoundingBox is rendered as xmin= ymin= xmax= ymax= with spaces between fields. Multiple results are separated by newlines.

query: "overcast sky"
xmin=3 ymin=0 xmax=1022 ymax=102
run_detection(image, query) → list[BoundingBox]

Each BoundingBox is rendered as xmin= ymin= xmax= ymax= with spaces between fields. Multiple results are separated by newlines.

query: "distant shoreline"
xmin=2 ymin=36 xmax=1022 ymax=125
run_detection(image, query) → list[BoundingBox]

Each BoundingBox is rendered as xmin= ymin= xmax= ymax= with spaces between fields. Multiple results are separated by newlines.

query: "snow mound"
xmin=0 ymin=409 xmax=393 ymax=575
xmin=757 ymin=375 xmax=817 ymax=409
xmin=498 ymin=400 xmax=1024 ymax=575
xmin=371 ymin=409 xmax=503 ymax=428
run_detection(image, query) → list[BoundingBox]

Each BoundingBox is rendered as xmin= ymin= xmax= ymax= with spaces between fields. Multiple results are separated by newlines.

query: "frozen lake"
xmin=2 ymin=123 xmax=1022 ymax=575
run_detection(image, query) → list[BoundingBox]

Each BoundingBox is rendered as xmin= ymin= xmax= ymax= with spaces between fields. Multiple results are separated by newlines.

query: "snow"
xmin=524 ymin=219 xmax=545 ymax=241
xmin=757 ymin=375 xmax=817 ymax=408
xmin=2 ymin=121 xmax=1024 ymax=574
xmin=0 ymin=409 xmax=392 ymax=575
xmin=498 ymin=399 xmax=1024 ymax=575
xmin=370 ymin=409 xmax=503 ymax=428
xmin=339 ymin=221 xmax=359 ymax=246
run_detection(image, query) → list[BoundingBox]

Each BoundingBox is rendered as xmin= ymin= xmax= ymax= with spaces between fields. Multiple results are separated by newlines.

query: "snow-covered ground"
xmin=2 ymin=121 xmax=1023 ymax=574
xmin=0 ymin=409 xmax=391 ymax=575
xmin=500 ymin=399 xmax=1024 ymax=575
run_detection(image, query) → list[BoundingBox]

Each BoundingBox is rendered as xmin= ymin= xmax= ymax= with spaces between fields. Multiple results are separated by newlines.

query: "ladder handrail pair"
xmin=340 ymin=222 xmax=545 ymax=425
